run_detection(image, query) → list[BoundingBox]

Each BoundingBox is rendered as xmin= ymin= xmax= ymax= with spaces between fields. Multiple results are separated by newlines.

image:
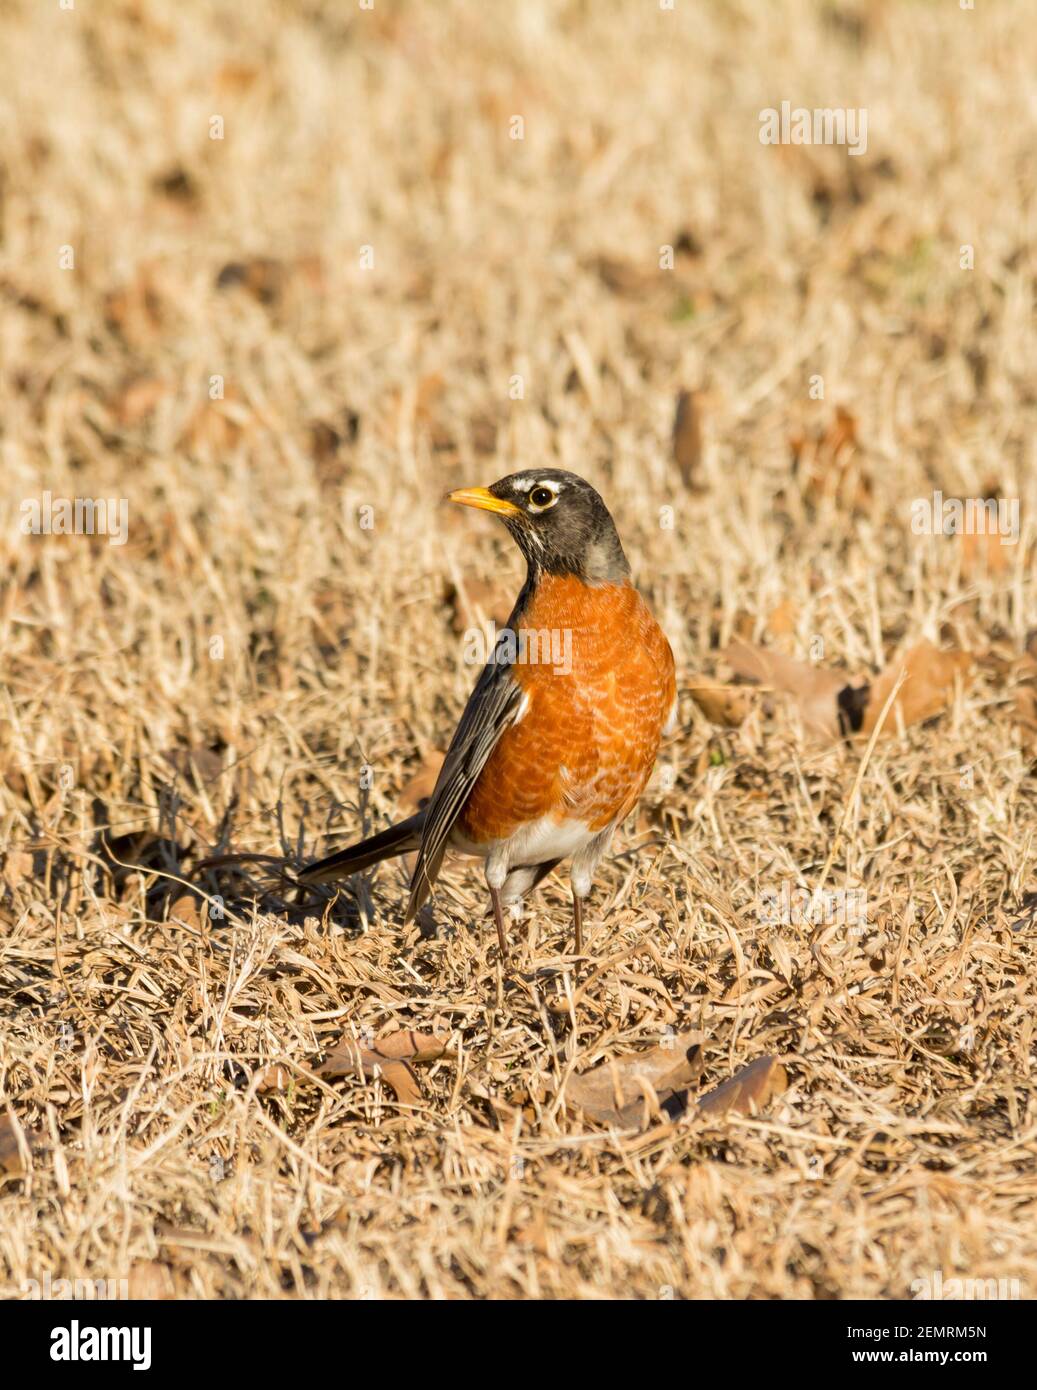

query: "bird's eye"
xmin=528 ymin=485 xmax=556 ymax=509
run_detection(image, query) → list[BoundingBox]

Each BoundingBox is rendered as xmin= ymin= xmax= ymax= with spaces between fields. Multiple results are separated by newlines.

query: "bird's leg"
xmin=489 ymin=886 xmax=509 ymax=963
xmin=572 ymin=889 xmax=584 ymax=955
xmin=570 ymin=830 xmax=611 ymax=958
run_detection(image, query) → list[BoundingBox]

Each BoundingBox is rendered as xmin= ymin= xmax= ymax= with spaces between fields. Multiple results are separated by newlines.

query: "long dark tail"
xmin=297 ymin=811 xmax=425 ymax=884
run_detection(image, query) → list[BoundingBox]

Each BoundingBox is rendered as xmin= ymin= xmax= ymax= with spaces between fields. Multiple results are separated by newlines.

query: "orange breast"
xmin=457 ymin=575 xmax=676 ymax=846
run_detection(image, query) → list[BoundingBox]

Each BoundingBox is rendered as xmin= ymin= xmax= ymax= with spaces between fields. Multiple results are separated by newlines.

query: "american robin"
xmin=298 ymin=469 xmax=677 ymax=960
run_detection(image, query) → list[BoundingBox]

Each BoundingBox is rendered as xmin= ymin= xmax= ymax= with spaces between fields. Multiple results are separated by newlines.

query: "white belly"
xmin=451 ymin=815 xmax=593 ymax=868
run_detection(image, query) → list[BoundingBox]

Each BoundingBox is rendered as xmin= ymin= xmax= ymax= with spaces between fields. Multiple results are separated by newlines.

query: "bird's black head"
xmin=448 ymin=468 xmax=630 ymax=584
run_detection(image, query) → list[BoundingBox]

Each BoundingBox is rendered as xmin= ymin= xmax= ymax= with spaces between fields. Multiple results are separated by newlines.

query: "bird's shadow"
xmin=85 ymin=785 xmax=384 ymax=934
xmin=190 ymin=793 xmax=439 ymax=938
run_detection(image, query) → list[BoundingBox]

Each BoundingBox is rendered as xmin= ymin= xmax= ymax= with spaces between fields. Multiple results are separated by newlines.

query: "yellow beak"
xmin=447 ymin=486 xmax=522 ymax=519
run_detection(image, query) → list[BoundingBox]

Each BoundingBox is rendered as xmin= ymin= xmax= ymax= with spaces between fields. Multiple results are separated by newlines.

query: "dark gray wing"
xmin=405 ymin=634 xmax=523 ymax=919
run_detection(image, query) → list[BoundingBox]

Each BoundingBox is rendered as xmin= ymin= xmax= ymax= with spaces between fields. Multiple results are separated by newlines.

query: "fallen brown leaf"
xmin=686 ymin=678 xmax=753 ymax=727
xmin=721 ymin=638 xmax=849 ymax=740
xmin=256 ymin=1064 xmax=292 ymax=1094
xmin=315 ymin=1029 xmax=452 ymax=1107
xmin=0 ymin=1111 xmax=45 ymax=1177
xmin=564 ymin=1032 xmax=705 ymax=1128
xmin=791 ymin=405 xmax=870 ymax=512
xmin=168 ymin=894 xmax=202 ymax=930
xmin=697 ymin=1056 xmax=787 ymax=1118
xmin=860 ymin=642 xmax=973 ymax=736
xmin=721 ymin=638 xmax=972 ymax=742
xmin=672 ymin=389 xmax=702 ymax=488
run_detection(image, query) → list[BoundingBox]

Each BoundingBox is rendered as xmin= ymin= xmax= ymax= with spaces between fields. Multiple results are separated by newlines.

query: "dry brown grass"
xmin=2 ymin=0 xmax=1037 ymax=1301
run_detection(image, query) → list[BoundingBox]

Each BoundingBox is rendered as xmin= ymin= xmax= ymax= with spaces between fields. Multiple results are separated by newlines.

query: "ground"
xmin=1 ymin=0 xmax=1036 ymax=1301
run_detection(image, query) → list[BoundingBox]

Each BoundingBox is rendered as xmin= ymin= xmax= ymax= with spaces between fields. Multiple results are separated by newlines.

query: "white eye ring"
xmin=527 ymin=484 xmax=558 ymax=511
